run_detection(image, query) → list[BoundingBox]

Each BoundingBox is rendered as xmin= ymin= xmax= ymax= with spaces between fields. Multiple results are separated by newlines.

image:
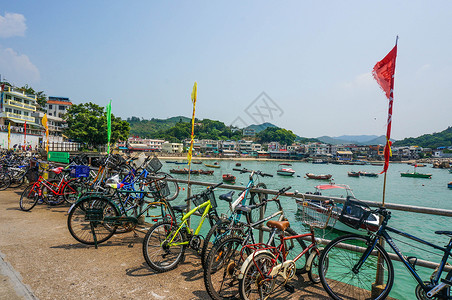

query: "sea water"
xmin=160 ymin=160 xmax=452 ymax=300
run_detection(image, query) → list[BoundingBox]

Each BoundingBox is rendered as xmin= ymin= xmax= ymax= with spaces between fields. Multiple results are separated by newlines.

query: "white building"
xmin=162 ymin=142 xmax=183 ymax=153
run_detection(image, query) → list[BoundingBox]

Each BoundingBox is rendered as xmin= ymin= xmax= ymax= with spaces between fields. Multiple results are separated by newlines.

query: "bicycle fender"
xmin=306 ymin=247 xmax=323 ymax=273
xmin=238 ymin=250 xmax=275 ymax=280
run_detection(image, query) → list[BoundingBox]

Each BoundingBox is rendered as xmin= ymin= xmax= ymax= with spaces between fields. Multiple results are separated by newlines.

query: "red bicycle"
xmin=19 ymin=167 xmax=80 ymax=211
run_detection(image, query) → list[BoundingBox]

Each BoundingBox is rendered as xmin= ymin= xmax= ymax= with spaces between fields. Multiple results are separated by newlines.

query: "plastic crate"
xmin=48 ymin=152 xmax=70 ymax=163
xmin=70 ymin=165 xmax=90 ymax=178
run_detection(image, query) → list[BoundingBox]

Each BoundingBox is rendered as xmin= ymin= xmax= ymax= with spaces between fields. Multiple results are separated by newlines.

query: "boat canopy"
xmin=315 ymin=184 xmax=350 ymax=190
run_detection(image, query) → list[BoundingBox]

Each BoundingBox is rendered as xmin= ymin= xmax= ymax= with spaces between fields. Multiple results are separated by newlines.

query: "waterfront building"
xmin=242 ymin=128 xmax=256 ymax=137
xmin=161 ymin=142 xmax=183 ymax=153
xmin=127 ymin=137 xmax=166 ymax=151
xmin=0 ymin=85 xmax=39 ymax=128
xmin=221 ymin=140 xmax=237 ymax=151
xmin=32 ymin=96 xmax=72 ymax=138
xmin=267 ymin=142 xmax=281 ymax=151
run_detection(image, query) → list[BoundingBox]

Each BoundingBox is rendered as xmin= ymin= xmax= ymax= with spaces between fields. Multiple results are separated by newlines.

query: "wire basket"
xmin=300 ymin=200 xmax=336 ymax=229
xmin=148 ymin=179 xmax=170 ymax=199
xmin=145 ymin=156 xmax=162 ymax=173
xmin=193 ymin=190 xmax=217 ymax=213
xmin=339 ymin=198 xmax=371 ymax=230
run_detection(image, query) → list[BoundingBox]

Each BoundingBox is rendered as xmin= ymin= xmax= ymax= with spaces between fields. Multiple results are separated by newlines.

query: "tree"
xmin=63 ymin=102 xmax=130 ymax=149
xmin=18 ymin=85 xmax=47 ymax=108
xmin=257 ymin=127 xmax=296 ymax=146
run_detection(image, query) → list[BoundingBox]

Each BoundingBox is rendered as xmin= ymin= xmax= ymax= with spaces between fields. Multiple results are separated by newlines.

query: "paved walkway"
xmin=0 ymin=189 xmax=330 ymax=300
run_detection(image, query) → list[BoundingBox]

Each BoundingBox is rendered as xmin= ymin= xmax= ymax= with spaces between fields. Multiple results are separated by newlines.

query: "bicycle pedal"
xmin=284 ymin=284 xmax=295 ymax=293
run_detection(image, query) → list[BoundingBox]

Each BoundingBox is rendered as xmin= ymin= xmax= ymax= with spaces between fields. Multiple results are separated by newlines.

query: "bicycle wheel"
xmin=67 ymin=197 xmax=119 ymax=245
xmin=201 ymin=218 xmax=233 ymax=269
xmin=318 ymin=234 xmax=394 ymax=300
xmin=307 ymin=249 xmax=323 ymax=283
xmin=249 ymin=183 xmax=267 ymax=224
xmin=9 ymin=170 xmax=25 ymax=188
xmin=63 ymin=179 xmax=88 ymax=204
xmin=239 ymin=252 xmax=276 ymax=300
xmin=19 ymin=183 xmax=39 ymax=211
xmin=142 ymin=220 xmax=186 ymax=273
xmin=0 ymin=172 xmax=11 ymax=191
xmin=204 ymin=235 xmax=245 ymax=300
xmin=156 ymin=172 xmax=179 ymax=201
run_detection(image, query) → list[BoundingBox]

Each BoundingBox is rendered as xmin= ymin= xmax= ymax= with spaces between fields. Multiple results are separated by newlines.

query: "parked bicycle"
xmin=142 ymin=182 xmax=223 ymax=273
xmin=318 ymin=198 xmax=452 ymax=300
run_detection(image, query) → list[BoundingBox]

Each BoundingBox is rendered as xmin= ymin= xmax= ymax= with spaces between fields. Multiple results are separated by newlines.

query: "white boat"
xmin=296 ymin=183 xmax=379 ymax=234
xmin=277 ymin=163 xmax=295 ymax=176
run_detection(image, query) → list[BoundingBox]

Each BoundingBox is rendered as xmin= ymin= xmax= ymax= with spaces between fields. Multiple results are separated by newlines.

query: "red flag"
xmin=373 ymin=43 xmax=397 ymax=174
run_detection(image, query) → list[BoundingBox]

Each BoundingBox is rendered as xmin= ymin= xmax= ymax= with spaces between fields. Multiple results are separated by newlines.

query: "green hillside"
xmin=127 ymin=116 xmax=191 ymax=137
xmin=393 ymin=126 xmax=452 ymax=149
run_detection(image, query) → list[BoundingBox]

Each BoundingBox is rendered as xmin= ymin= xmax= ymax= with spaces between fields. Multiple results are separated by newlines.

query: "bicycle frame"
xmin=167 ymin=200 xmax=213 ymax=247
xmin=355 ymin=216 xmax=452 ymax=297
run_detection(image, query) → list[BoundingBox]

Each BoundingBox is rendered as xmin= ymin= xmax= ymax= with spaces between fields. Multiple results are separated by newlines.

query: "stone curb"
xmin=0 ymin=251 xmax=38 ymax=300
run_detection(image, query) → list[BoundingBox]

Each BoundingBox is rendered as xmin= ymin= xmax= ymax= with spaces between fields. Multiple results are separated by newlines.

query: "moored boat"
xmin=312 ymin=159 xmax=328 ymax=164
xmin=448 ymin=182 xmax=452 ymax=189
xmin=359 ymin=171 xmax=379 ymax=177
xmin=222 ymin=174 xmax=236 ymax=183
xmin=205 ymin=162 xmax=220 ymax=168
xmin=235 ymin=163 xmax=241 ymax=167
xmin=192 ymin=161 xmax=202 ymax=164
xmin=295 ymin=184 xmax=379 ymax=234
xmin=277 ymin=163 xmax=295 ymax=176
xmin=199 ymin=169 xmax=214 ymax=175
xmin=401 ymin=172 xmax=432 ymax=179
xmin=305 ymin=173 xmax=332 ymax=180
xmin=348 ymin=171 xmax=360 ymax=177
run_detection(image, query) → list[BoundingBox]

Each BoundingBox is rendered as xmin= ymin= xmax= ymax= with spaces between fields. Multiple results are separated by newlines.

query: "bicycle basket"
xmin=193 ymin=190 xmax=216 ymax=213
xmin=147 ymin=179 xmax=170 ymax=199
xmin=145 ymin=156 xmax=162 ymax=173
xmin=339 ymin=197 xmax=371 ymax=229
xmin=300 ymin=200 xmax=336 ymax=229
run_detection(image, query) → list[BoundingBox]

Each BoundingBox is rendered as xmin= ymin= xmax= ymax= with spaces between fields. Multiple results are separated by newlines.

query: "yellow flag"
xmin=187 ymin=82 xmax=197 ymax=164
xmin=41 ymin=113 xmax=48 ymax=129
xmin=7 ymin=123 xmax=11 ymax=149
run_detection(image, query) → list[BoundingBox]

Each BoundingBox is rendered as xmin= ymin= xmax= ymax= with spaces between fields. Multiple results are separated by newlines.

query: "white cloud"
xmin=0 ymin=47 xmax=40 ymax=84
xmin=0 ymin=12 xmax=26 ymax=38
xmin=339 ymin=72 xmax=374 ymax=90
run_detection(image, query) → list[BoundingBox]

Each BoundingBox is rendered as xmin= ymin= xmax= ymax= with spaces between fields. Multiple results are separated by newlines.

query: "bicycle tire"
xmin=307 ymin=249 xmax=322 ymax=283
xmin=318 ymin=234 xmax=394 ymax=300
xmin=238 ymin=251 xmax=275 ymax=300
xmin=200 ymin=218 xmax=237 ymax=269
xmin=249 ymin=183 xmax=267 ymax=224
xmin=67 ymin=197 xmax=119 ymax=245
xmin=204 ymin=234 xmax=245 ymax=300
xmin=156 ymin=172 xmax=179 ymax=201
xmin=0 ymin=172 xmax=11 ymax=191
xmin=9 ymin=170 xmax=25 ymax=188
xmin=63 ymin=179 xmax=88 ymax=204
xmin=19 ymin=183 xmax=39 ymax=211
xmin=142 ymin=220 xmax=186 ymax=273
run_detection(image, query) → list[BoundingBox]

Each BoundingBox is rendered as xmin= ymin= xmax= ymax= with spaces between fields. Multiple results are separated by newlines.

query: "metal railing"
xmin=167 ymin=177 xmax=452 ymax=271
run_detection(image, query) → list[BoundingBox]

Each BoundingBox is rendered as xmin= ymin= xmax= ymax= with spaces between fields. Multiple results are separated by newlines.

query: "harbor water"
xmin=161 ymin=160 xmax=452 ymax=300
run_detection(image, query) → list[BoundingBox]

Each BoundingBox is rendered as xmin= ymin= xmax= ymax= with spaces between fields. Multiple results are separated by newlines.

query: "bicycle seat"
xmin=219 ymin=191 xmax=235 ymax=202
xmin=50 ymin=167 xmax=64 ymax=174
xmin=172 ymin=204 xmax=188 ymax=213
xmin=435 ymin=231 xmax=452 ymax=236
xmin=266 ymin=220 xmax=290 ymax=232
xmin=235 ymin=204 xmax=252 ymax=213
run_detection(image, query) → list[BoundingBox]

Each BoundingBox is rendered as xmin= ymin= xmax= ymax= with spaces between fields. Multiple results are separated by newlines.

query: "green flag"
xmin=106 ymin=100 xmax=112 ymax=153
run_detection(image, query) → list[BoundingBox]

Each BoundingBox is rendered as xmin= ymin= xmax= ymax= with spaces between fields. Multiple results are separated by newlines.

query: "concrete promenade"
xmin=0 ymin=189 xmax=330 ymax=300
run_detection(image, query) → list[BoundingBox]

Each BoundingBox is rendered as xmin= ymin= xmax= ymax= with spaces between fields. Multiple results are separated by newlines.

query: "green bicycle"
xmin=142 ymin=182 xmax=223 ymax=273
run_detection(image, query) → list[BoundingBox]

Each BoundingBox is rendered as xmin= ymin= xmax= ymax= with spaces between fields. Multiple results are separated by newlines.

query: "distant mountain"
xmin=246 ymin=122 xmax=278 ymax=133
xmin=317 ymin=135 xmax=390 ymax=145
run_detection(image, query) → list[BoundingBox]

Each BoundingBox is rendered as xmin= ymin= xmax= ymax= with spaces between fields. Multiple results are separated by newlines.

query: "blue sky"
xmin=1 ymin=1 xmax=452 ymax=140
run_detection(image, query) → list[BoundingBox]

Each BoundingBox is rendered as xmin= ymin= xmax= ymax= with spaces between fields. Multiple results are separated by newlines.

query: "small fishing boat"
xmin=165 ymin=161 xmax=177 ymax=164
xmin=448 ymin=182 xmax=452 ymax=189
xmin=192 ymin=161 xmax=202 ymax=164
xmin=222 ymin=174 xmax=236 ymax=183
xmin=401 ymin=165 xmax=432 ymax=179
xmin=235 ymin=163 xmax=241 ymax=167
xmin=348 ymin=171 xmax=360 ymax=177
xmin=277 ymin=163 xmax=295 ymax=176
xmin=205 ymin=162 xmax=221 ymax=168
xmin=359 ymin=171 xmax=379 ymax=177
xmin=370 ymin=162 xmax=384 ymax=166
xmin=174 ymin=161 xmax=188 ymax=165
xmin=170 ymin=168 xmax=198 ymax=174
xmin=312 ymin=159 xmax=328 ymax=164
xmin=305 ymin=173 xmax=332 ymax=180
xmin=199 ymin=170 xmax=214 ymax=175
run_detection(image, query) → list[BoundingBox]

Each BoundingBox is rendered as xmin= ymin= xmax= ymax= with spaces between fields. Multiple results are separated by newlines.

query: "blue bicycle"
xmin=318 ymin=198 xmax=451 ymax=300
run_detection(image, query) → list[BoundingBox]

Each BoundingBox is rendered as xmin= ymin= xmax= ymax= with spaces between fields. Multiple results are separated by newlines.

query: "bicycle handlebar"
xmin=185 ymin=182 xmax=223 ymax=202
